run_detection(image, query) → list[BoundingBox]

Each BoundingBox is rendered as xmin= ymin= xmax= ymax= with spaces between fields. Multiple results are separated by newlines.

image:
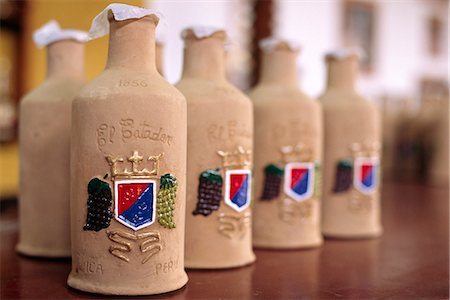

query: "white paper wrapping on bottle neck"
xmin=181 ymin=26 xmax=233 ymax=48
xmin=259 ymin=37 xmax=300 ymax=53
xmin=181 ymin=26 xmax=225 ymax=39
xmin=88 ymin=3 xmax=162 ymax=40
xmin=33 ymin=20 xmax=88 ymax=48
xmin=326 ymin=48 xmax=365 ymax=61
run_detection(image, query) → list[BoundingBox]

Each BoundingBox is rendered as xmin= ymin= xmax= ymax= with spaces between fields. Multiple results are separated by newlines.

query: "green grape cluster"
xmin=157 ymin=173 xmax=177 ymax=229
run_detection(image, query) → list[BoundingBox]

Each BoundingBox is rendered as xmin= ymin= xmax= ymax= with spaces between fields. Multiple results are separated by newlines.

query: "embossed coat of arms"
xmin=83 ymin=151 xmax=177 ymax=263
xmin=333 ymin=142 xmax=380 ymax=212
xmin=259 ymin=144 xmax=321 ymax=223
xmin=192 ymin=146 xmax=252 ymax=239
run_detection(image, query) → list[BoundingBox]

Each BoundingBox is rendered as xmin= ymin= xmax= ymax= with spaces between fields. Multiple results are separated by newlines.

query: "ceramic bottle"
xmin=319 ymin=50 xmax=382 ymax=238
xmin=17 ymin=23 xmax=86 ymax=257
xmin=176 ymin=27 xmax=255 ymax=268
xmin=250 ymin=38 xmax=323 ymax=249
xmin=67 ymin=5 xmax=188 ymax=295
xmin=156 ymin=40 xmax=164 ymax=76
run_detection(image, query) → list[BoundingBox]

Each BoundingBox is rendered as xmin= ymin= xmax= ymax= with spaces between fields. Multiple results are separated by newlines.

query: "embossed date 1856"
xmin=118 ymin=79 xmax=148 ymax=87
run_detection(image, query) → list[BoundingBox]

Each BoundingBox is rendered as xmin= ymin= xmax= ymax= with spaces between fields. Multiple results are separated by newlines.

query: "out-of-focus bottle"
xmin=176 ymin=27 xmax=255 ymax=269
xmin=17 ymin=21 xmax=87 ymax=257
xmin=250 ymin=38 xmax=323 ymax=249
xmin=320 ymin=50 xmax=382 ymax=238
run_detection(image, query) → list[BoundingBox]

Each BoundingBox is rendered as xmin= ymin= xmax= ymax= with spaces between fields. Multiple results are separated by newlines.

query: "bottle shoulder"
xmin=21 ymin=78 xmax=85 ymax=105
xmin=319 ymin=98 xmax=380 ymax=123
xmin=175 ymin=77 xmax=251 ymax=106
xmin=250 ymin=85 xmax=319 ymax=109
xmin=319 ymin=90 xmax=377 ymax=111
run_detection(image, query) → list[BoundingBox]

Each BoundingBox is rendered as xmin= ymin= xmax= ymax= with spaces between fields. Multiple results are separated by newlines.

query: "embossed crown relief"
xmin=333 ymin=141 xmax=380 ymax=213
xmin=192 ymin=146 xmax=252 ymax=240
xmin=260 ymin=144 xmax=321 ymax=224
xmin=83 ymin=150 xmax=178 ymax=264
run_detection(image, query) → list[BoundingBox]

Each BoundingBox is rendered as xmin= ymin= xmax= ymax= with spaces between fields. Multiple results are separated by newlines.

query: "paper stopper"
xmin=181 ymin=26 xmax=226 ymax=40
xmin=33 ymin=20 xmax=88 ymax=48
xmin=181 ymin=26 xmax=233 ymax=48
xmin=88 ymin=3 xmax=162 ymax=40
xmin=325 ymin=48 xmax=365 ymax=61
xmin=259 ymin=37 xmax=300 ymax=53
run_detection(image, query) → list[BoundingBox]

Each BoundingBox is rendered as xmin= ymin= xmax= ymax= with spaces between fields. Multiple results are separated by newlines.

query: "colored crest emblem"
xmin=353 ymin=157 xmax=379 ymax=194
xmin=224 ymin=169 xmax=252 ymax=212
xmin=114 ymin=179 xmax=156 ymax=230
xmin=284 ymin=162 xmax=315 ymax=202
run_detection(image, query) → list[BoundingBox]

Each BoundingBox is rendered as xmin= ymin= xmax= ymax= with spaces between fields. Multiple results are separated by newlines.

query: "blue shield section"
xmin=114 ymin=180 xmax=156 ymax=230
xmin=284 ymin=162 xmax=315 ymax=202
xmin=225 ymin=169 xmax=252 ymax=212
xmin=353 ymin=157 xmax=379 ymax=194
xmin=292 ymin=170 xmax=309 ymax=196
xmin=231 ymin=174 xmax=249 ymax=208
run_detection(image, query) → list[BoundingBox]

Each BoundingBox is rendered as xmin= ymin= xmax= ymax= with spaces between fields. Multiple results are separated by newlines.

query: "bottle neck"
xmin=106 ymin=16 xmax=157 ymax=71
xmin=46 ymin=40 xmax=84 ymax=80
xmin=259 ymin=50 xmax=299 ymax=86
xmin=156 ymin=42 xmax=164 ymax=76
xmin=326 ymin=57 xmax=357 ymax=90
xmin=182 ymin=37 xmax=226 ymax=81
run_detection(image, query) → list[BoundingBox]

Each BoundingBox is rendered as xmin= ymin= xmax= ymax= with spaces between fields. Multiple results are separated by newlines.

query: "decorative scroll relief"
xmin=106 ymin=230 xmax=162 ymax=264
xmin=278 ymin=198 xmax=314 ymax=225
xmin=217 ymin=212 xmax=251 ymax=240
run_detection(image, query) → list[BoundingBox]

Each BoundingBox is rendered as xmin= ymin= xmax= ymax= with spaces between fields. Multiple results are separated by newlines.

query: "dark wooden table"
xmin=1 ymin=181 xmax=448 ymax=299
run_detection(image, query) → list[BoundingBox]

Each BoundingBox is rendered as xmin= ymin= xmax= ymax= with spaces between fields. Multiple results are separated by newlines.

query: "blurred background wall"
xmin=151 ymin=0 xmax=448 ymax=98
xmin=23 ymin=0 xmax=144 ymax=93
xmin=0 ymin=0 xmax=144 ymax=197
xmin=0 ymin=0 xmax=448 ymax=199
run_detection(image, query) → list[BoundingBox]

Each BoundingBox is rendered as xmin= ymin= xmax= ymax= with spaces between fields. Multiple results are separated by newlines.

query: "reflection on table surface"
xmin=1 ymin=181 xmax=448 ymax=299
